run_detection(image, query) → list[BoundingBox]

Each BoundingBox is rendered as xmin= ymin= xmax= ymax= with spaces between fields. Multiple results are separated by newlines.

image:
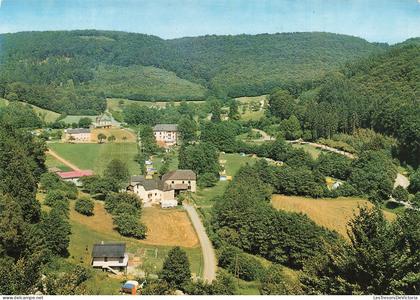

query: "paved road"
xmin=47 ymin=149 xmax=80 ymax=171
xmin=183 ymin=203 xmax=217 ymax=283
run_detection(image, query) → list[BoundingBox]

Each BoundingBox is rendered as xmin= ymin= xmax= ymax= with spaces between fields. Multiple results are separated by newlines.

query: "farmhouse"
xmin=91 ymin=242 xmax=128 ymax=273
xmin=126 ymin=170 xmax=196 ymax=207
xmin=153 ymin=124 xmax=178 ymax=147
xmin=162 ymin=169 xmax=197 ymax=194
xmin=65 ymin=128 xmax=91 ymax=142
xmin=94 ymin=114 xmax=113 ymax=129
xmin=57 ymin=170 xmax=93 ymax=186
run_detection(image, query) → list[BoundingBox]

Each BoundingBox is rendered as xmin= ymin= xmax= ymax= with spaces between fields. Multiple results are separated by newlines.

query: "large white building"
xmin=153 ymin=124 xmax=178 ymax=147
xmin=126 ymin=170 xmax=196 ymax=207
xmin=64 ymin=128 xmax=91 ymax=142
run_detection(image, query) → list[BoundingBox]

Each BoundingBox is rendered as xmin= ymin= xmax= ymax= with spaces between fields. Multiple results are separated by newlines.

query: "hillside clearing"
xmin=271 ymin=195 xmax=396 ymax=238
xmin=48 ymin=143 xmax=140 ymax=175
xmin=0 ymin=98 xmax=61 ymax=123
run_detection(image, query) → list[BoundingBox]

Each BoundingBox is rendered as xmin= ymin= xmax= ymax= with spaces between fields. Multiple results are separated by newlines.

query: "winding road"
xmin=183 ymin=203 xmax=217 ymax=283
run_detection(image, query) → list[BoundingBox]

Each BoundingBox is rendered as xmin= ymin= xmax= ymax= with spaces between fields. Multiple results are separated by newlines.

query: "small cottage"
xmin=91 ymin=242 xmax=128 ymax=273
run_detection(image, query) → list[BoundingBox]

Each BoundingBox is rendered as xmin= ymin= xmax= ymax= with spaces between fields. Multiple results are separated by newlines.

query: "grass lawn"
xmin=193 ymin=153 xmax=258 ymax=208
xmin=49 ymin=142 xmax=140 ymax=175
xmin=291 ymin=143 xmax=323 ymax=159
xmin=272 ymin=195 xmax=396 ymax=239
xmin=45 ymin=153 xmax=72 ymax=172
xmin=240 ymin=109 xmax=265 ymax=121
xmin=151 ymin=150 xmax=179 ymax=173
xmin=69 ymin=202 xmax=203 ymax=280
xmin=61 ymin=115 xmax=98 ymax=124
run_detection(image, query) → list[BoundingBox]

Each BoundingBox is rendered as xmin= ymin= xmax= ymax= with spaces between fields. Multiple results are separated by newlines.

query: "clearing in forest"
xmin=271 ymin=195 xmax=396 ymax=238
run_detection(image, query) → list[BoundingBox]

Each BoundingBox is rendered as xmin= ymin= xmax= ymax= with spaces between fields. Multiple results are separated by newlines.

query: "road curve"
xmin=47 ymin=148 xmax=80 ymax=171
xmin=183 ymin=203 xmax=217 ymax=283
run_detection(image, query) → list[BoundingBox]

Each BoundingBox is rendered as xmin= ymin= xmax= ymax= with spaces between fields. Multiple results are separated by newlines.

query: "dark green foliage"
xmin=138 ymin=125 xmax=159 ymax=156
xmin=316 ymin=152 xmax=352 ymax=180
xmin=184 ymin=270 xmax=237 ymax=295
xmin=278 ymin=115 xmax=302 ymax=139
xmin=213 ymin=164 xmax=336 ymax=269
xmin=40 ymin=206 xmax=71 ymax=257
xmin=228 ymin=99 xmax=240 ymax=120
xmin=80 ymin=175 xmax=120 ymax=195
xmin=124 ymin=105 xmax=159 ymax=126
xmin=178 ymin=142 xmax=220 ymax=176
xmin=44 ymin=190 xmax=68 ymax=207
xmin=260 ymin=264 xmax=292 ymax=295
xmin=78 ymin=117 xmax=92 ymax=128
xmin=218 ymin=245 xmax=265 ymax=281
xmin=301 ymin=207 xmax=420 ymax=295
xmin=0 ymin=102 xmax=43 ymax=128
xmin=200 ymin=121 xmax=238 ymax=152
xmin=74 ymin=196 xmax=94 ymax=216
xmin=160 ymin=246 xmax=191 ymax=290
xmin=197 ymin=172 xmax=219 ymax=188
xmin=105 ymin=159 xmax=130 ymax=183
xmin=392 ymin=186 xmax=409 ymax=203
xmin=412 ymin=193 xmax=420 ymax=209
xmin=408 ymin=168 xmax=420 ymax=194
xmin=0 ymin=125 xmax=45 ymax=222
xmin=45 ymin=264 xmax=91 ymax=295
xmin=349 ymin=151 xmax=397 ymax=201
xmin=104 ymin=192 xmax=142 ymax=214
xmin=141 ymin=279 xmax=174 ymax=295
xmin=178 ymin=117 xmax=197 ymax=144
xmin=113 ymin=213 xmax=146 ymax=239
xmin=269 ymin=89 xmax=296 ymax=119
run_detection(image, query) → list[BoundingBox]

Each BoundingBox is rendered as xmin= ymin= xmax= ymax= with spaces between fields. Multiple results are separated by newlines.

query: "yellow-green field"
xmin=48 ymin=143 xmax=140 ymax=175
xmin=272 ymin=195 xmax=396 ymax=238
xmin=91 ymin=128 xmax=137 ymax=143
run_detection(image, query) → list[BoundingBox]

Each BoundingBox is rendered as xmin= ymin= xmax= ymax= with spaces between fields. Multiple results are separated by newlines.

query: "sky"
xmin=0 ymin=0 xmax=419 ymax=44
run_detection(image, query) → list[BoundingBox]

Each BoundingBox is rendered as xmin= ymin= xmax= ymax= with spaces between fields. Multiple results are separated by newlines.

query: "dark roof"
xmin=92 ymin=243 xmax=125 ymax=258
xmin=131 ymin=175 xmax=160 ymax=191
xmin=153 ymin=124 xmax=178 ymax=132
xmin=162 ymin=170 xmax=196 ymax=181
xmin=67 ymin=128 xmax=91 ymax=134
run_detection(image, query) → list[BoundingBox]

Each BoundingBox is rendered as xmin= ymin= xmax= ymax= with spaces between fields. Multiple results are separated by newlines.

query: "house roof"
xmin=162 ymin=170 xmax=196 ymax=182
xmin=57 ymin=170 xmax=93 ymax=179
xmin=92 ymin=243 xmax=126 ymax=258
xmin=67 ymin=128 xmax=91 ymax=134
xmin=130 ymin=175 xmax=161 ymax=191
xmin=153 ymin=124 xmax=178 ymax=132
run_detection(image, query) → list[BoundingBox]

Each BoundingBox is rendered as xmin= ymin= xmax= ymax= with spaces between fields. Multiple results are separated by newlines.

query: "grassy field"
xmin=61 ymin=115 xmax=98 ymax=124
xmin=194 ymin=153 xmax=258 ymax=208
xmin=271 ymin=195 xmax=396 ymax=238
xmin=48 ymin=143 xmax=140 ymax=175
xmin=291 ymin=143 xmax=323 ymax=159
xmin=45 ymin=153 xmax=73 ymax=172
xmin=91 ymin=128 xmax=137 ymax=143
xmin=69 ymin=201 xmax=203 ymax=279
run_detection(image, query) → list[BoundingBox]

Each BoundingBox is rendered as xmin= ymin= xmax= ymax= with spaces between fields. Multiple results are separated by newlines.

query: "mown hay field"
xmin=272 ymin=195 xmax=396 ymax=238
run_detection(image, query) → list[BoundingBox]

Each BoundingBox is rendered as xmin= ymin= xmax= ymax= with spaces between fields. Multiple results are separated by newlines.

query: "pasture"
xmin=0 ymin=98 xmax=61 ymax=123
xmin=91 ymin=128 xmax=137 ymax=143
xmin=291 ymin=143 xmax=323 ymax=159
xmin=271 ymin=195 xmax=396 ymax=238
xmin=45 ymin=153 xmax=73 ymax=172
xmin=48 ymin=143 xmax=140 ymax=175
xmin=69 ymin=201 xmax=203 ymax=277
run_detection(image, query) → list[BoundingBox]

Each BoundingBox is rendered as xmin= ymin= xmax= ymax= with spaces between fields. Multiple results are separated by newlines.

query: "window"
xmin=104 ymin=257 xmax=108 ymax=262
xmin=172 ymin=181 xmax=174 ymax=184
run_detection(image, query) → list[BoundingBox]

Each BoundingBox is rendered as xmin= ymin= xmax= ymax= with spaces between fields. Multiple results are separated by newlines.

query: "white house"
xmin=91 ymin=242 xmax=128 ymax=274
xmin=153 ymin=124 xmax=178 ymax=147
xmin=64 ymin=128 xmax=91 ymax=142
xmin=126 ymin=170 xmax=197 ymax=207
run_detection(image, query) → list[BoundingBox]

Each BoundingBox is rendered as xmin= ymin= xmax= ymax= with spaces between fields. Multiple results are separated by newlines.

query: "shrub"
xmin=44 ymin=190 xmax=68 ymax=206
xmin=113 ymin=213 xmax=146 ymax=239
xmin=75 ymin=196 xmax=94 ymax=216
xmin=105 ymin=192 xmax=142 ymax=214
xmin=392 ymin=186 xmax=409 ymax=203
xmin=198 ymin=172 xmax=218 ymax=188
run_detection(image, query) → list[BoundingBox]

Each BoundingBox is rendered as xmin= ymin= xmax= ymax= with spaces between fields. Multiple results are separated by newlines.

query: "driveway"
xmin=47 ymin=148 xmax=80 ymax=171
xmin=183 ymin=203 xmax=217 ymax=283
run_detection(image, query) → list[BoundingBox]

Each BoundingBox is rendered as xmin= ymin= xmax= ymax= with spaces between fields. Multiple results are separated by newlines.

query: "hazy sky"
xmin=0 ymin=0 xmax=419 ymax=43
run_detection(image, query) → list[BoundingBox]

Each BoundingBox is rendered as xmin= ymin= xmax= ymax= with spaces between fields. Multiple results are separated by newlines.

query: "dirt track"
xmin=47 ymin=148 xmax=80 ymax=171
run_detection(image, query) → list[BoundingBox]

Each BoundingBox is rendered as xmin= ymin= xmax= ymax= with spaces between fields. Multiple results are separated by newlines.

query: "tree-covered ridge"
xmin=0 ymin=30 xmax=385 ymax=113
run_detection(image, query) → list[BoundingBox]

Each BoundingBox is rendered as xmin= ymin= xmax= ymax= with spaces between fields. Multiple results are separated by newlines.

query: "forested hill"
xmin=312 ymin=40 xmax=420 ymax=166
xmin=0 ymin=30 xmax=385 ymax=114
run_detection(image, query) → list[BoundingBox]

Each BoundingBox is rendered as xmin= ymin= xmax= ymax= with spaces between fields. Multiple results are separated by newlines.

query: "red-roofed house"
xmin=57 ymin=170 xmax=94 ymax=186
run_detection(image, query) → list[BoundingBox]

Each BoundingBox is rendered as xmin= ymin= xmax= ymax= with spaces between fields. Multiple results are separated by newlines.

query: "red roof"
xmin=57 ymin=170 xmax=93 ymax=179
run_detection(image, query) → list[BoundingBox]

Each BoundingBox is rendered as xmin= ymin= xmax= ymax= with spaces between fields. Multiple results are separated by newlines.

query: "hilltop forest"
xmin=0 ymin=30 xmax=385 ymax=114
